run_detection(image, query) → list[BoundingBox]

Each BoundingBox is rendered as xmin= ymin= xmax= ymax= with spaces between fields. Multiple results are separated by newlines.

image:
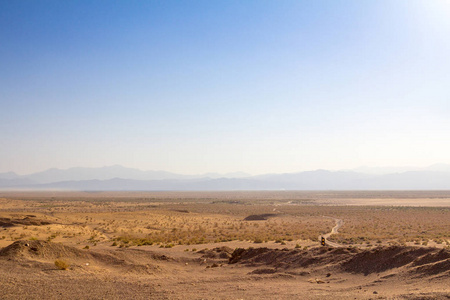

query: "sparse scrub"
xmin=1 ymin=192 xmax=448 ymax=248
xmin=54 ymin=259 xmax=70 ymax=270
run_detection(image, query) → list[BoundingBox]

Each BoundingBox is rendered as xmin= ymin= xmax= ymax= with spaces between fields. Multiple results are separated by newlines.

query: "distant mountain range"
xmin=0 ymin=165 xmax=250 ymax=183
xmin=1 ymin=164 xmax=450 ymax=191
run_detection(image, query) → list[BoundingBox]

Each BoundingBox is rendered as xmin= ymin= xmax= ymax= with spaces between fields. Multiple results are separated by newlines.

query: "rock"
xmin=315 ymin=278 xmax=325 ymax=284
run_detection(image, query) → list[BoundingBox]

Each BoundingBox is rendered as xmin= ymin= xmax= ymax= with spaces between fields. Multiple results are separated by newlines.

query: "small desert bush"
xmin=55 ymin=259 xmax=69 ymax=270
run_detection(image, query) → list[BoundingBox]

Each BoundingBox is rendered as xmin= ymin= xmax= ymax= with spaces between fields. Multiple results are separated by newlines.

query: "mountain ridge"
xmin=1 ymin=165 xmax=450 ymax=191
xmin=8 ymin=165 xmax=252 ymax=184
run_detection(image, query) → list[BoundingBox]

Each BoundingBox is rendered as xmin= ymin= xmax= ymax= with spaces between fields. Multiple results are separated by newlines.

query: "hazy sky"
xmin=1 ymin=0 xmax=449 ymax=175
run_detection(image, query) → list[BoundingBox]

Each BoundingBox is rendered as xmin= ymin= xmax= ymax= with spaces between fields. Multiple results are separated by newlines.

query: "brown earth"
xmin=0 ymin=240 xmax=449 ymax=299
xmin=0 ymin=216 xmax=52 ymax=227
xmin=243 ymin=214 xmax=278 ymax=221
xmin=0 ymin=191 xmax=449 ymax=299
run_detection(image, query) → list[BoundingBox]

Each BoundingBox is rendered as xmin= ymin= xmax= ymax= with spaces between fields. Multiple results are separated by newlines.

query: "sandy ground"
xmin=328 ymin=198 xmax=450 ymax=207
xmin=0 ymin=191 xmax=449 ymax=299
xmin=0 ymin=239 xmax=449 ymax=300
xmin=2 ymin=190 xmax=450 ymax=206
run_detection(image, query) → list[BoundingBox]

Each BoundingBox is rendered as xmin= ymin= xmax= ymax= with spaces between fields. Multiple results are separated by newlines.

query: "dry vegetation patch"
xmin=0 ymin=192 xmax=449 ymax=249
xmin=323 ymin=206 xmax=450 ymax=246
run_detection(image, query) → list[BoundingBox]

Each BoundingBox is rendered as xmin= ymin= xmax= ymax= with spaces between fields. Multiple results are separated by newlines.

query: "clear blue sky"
xmin=1 ymin=0 xmax=449 ymax=175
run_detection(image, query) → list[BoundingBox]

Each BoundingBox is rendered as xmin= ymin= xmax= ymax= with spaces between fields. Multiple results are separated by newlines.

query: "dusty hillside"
xmin=229 ymin=245 xmax=450 ymax=278
xmin=1 ymin=240 xmax=449 ymax=299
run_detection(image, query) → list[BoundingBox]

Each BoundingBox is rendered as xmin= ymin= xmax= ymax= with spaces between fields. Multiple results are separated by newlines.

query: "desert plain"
xmin=0 ymin=190 xmax=449 ymax=299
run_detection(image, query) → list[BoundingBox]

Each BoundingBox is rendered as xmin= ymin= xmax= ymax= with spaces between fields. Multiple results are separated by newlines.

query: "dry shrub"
xmin=55 ymin=259 xmax=69 ymax=270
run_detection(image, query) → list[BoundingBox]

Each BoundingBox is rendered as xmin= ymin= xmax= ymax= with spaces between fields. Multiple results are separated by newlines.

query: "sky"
xmin=1 ymin=0 xmax=449 ymax=175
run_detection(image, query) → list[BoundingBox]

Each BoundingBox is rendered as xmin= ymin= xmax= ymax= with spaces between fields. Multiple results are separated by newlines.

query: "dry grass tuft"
xmin=54 ymin=259 xmax=69 ymax=270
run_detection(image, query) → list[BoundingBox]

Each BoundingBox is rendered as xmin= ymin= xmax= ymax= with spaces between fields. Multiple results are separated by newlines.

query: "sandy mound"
xmin=229 ymin=246 xmax=356 ymax=268
xmin=244 ymin=214 xmax=277 ymax=221
xmin=230 ymin=246 xmax=450 ymax=278
xmin=0 ymin=216 xmax=51 ymax=227
xmin=408 ymin=249 xmax=450 ymax=277
xmin=0 ymin=240 xmax=89 ymax=260
xmin=0 ymin=240 xmax=164 ymax=275
xmin=198 ymin=246 xmax=234 ymax=259
xmin=341 ymin=246 xmax=448 ymax=275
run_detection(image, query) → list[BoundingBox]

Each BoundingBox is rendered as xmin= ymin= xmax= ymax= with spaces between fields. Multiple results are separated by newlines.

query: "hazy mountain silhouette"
xmin=1 ymin=165 xmax=450 ymax=191
xmin=0 ymin=177 xmax=36 ymax=187
xmin=10 ymin=165 xmax=251 ymax=184
xmin=0 ymin=172 xmax=20 ymax=180
xmin=350 ymin=163 xmax=450 ymax=175
xmin=22 ymin=165 xmax=185 ymax=183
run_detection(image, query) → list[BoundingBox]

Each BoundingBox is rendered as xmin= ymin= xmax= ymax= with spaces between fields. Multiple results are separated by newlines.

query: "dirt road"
xmin=319 ymin=216 xmax=343 ymax=247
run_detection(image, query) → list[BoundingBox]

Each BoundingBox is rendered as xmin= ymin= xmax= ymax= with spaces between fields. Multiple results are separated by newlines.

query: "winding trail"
xmin=318 ymin=216 xmax=343 ymax=247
